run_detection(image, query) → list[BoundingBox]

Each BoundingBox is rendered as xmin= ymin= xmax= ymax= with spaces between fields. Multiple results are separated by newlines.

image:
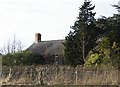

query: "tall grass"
xmin=1 ymin=65 xmax=119 ymax=86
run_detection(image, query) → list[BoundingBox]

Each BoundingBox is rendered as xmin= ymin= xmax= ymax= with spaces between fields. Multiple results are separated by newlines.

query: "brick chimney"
xmin=35 ymin=33 xmax=41 ymax=43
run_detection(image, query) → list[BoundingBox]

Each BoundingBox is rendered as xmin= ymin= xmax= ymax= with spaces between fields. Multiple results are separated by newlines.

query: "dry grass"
xmin=1 ymin=65 xmax=119 ymax=86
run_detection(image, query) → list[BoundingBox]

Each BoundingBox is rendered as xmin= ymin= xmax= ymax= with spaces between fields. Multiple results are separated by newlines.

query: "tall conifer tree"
xmin=64 ymin=0 xmax=98 ymax=66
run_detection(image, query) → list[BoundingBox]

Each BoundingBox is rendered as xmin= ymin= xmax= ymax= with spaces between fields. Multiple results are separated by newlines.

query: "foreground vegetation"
xmin=2 ymin=65 xmax=119 ymax=86
xmin=2 ymin=85 xmax=118 ymax=87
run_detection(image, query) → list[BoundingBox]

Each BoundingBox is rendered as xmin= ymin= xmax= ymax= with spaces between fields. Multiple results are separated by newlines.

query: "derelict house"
xmin=27 ymin=33 xmax=65 ymax=65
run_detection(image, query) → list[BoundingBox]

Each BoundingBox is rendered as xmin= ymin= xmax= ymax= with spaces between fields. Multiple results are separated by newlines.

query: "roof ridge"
xmin=41 ymin=39 xmax=65 ymax=42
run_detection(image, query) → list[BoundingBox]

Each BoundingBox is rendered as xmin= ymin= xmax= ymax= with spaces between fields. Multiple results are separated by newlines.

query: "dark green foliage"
xmin=64 ymin=1 xmax=120 ymax=68
xmin=85 ymin=37 xmax=120 ymax=68
xmin=64 ymin=1 xmax=99 ymax=67
xmin=64 ymin=31 xmax=83 ymax=66
xmin=2 ymin=51 xmax=45 ymax=66
xmin=85 ymin=14 xmax=120 ymax=68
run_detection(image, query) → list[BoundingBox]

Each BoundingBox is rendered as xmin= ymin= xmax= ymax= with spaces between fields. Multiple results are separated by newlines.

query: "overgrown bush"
xmin=2 ymin=51 xmax=45 ymax=66
xmin=85 ymin=37 xmax=120 ymax=68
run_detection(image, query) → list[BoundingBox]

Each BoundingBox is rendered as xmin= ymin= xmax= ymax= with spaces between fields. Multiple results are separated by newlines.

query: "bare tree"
xmin=0 ymin=48 xmax=3 ymax=54
xmin=17 ymin=40 xmax=23 ymax=52
xmin=7 ymin=40 xmax=11 ymax=54
xmin=11 ymin=35 xmax=16 ymax=53
xmin=3 ymin=43 xmax=7 ymax=54
xmin=1 ymin=34 xmax=24 ymax=54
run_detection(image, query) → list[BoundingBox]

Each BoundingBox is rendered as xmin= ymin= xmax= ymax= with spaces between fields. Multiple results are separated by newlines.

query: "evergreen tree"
xmin=64 ymin=0 xmax=99 ymax=66
xmin=84 ymin=10 xmax=120 ymax=68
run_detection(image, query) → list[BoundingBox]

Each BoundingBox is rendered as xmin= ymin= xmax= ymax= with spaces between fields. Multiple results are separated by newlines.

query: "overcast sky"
xmin=0 ymin=0 xmax=119 ymax=50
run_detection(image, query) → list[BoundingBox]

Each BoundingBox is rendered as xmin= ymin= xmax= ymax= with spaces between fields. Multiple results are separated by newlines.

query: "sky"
xmin=0 ymin=0 xmax=119 ymax=50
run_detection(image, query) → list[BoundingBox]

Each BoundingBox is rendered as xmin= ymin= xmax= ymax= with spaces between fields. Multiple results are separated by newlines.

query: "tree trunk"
xmin=82 ymin=36 xmax=85 ymax=61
